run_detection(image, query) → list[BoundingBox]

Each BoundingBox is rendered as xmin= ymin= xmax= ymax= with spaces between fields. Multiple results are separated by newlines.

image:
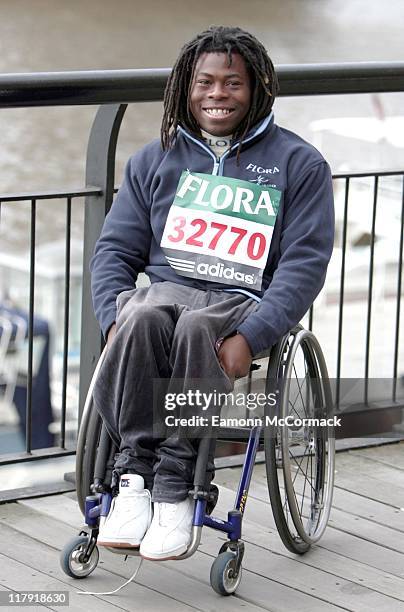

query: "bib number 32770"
xmin=167 ymin=213 xmax=267 ymax=261
xmin=160 ymin=171 xmax=281 ymax=290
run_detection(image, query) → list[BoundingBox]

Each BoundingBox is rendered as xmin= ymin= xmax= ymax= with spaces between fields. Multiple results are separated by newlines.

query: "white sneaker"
xmin=98 ymin=474 xmax=152 ymax=548
xmin=140 ymin=497 xmax=194 ymax=560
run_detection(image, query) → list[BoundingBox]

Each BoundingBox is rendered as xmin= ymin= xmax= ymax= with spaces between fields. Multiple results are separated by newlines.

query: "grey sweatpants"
xmin=93 ymin=281 xmax=257 ymax=502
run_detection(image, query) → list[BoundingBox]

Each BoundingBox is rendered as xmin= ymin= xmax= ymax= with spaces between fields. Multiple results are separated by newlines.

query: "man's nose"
xmin=208 ymin=82 xmax=228 ymax=98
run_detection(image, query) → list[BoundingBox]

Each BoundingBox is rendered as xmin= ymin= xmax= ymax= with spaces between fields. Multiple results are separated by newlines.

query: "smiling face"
xmin=189 ymin=52 xmax=251 ymax=137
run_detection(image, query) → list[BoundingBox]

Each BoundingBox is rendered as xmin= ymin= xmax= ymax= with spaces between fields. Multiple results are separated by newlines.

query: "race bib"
xmin=160 ymin=170 xmax=281 ymax=290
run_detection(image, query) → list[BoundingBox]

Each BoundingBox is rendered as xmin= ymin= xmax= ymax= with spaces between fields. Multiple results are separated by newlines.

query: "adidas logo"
xmin=197 ymin=262 xmax=255 ymax=285
xmin=166 ymin=256 xmax=256 ymax=285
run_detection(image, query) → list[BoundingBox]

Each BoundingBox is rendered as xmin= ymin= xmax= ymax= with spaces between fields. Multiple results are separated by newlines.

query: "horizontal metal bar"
xmin=0 ymin=448 xmax=76 ymax=466
xmin=1 ymin=62 xmax=404 ymax=108
xmin=0 ymin=68 xmax=169 ymax=108
xmin=332 ymin=169 xmax=404 ymax=180
xmin=0 ymin=186 xmax=102 ymax=202
xmin=278 ymin=62 xmax=404 ymax=96
xmin=1 ymin=171 xmax=402 ymax=206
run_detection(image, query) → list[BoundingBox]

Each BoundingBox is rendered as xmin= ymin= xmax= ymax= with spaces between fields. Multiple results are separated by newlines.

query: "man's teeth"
xmin=205 ymin=108 xmax=232 ymax=116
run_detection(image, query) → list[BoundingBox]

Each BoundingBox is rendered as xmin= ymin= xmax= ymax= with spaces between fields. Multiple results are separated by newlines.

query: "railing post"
xmin=79 ymin=103 xmax=127 ymax=424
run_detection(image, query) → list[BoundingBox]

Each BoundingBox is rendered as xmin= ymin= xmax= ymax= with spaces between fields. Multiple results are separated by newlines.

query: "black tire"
xmin=210 ymin=551 xmax=242 ymax=596
xmin=76 ymin=349 xmax=106 ymax=515
xmin=78 ymin=397 xmax=103 ymax=514
xmin=60 ymin=535 xmax=99 ymax=579
xmin=265 ymin=327 xmax=335 ymax=554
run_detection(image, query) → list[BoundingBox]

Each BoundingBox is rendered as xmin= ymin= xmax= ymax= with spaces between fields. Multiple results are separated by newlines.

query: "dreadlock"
xmin=161 ymin=26 xmax=279 ymax=161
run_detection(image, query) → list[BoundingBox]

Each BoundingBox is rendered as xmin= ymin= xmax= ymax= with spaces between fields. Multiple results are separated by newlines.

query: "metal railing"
xmin=1 ymin=62 xmax=404 ymax=468
xmin=328 ymin=170 xmax=404 ymax=411
xmin=0 ymin=188 xmax=101 ymax=463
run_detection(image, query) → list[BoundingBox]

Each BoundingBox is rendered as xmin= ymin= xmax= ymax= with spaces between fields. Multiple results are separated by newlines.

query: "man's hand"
xmin=217 ymin=333 xmax=252 ymax=382
xmin=107 ymin=323 xmax=117 ymax=349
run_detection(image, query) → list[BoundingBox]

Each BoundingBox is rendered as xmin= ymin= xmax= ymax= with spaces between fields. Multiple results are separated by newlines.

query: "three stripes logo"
xmin=166 ymin=256 xmax=196 ymax=274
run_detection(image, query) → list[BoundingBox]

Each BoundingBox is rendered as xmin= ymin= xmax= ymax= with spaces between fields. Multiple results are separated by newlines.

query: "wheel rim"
xmin=265 ymin=330 xmax=309 ymax=552
xmin=223 ymin=558 xmax=242 ymax=593
xmin=280 ymin=330 xmax=335 ymax=544
xmin=69 ymin=542 xmax=99 ymax=577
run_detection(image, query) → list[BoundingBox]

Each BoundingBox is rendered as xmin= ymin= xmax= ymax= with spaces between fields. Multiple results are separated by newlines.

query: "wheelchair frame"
xmin=61 ymin=324 xmax=335 ymax=595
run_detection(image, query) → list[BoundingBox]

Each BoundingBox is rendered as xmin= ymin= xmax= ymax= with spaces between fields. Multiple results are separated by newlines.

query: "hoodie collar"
xmin=178 ymin=111 xmax=274 ymax=154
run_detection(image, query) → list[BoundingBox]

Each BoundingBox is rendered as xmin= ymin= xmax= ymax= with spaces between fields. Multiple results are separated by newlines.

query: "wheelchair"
xmin=60 ymin=324 xmax=335 ymax=596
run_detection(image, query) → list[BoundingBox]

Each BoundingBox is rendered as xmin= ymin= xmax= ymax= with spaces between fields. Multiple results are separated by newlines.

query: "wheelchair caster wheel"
xmin=60 ymin=535 xmax=99 ymax=579
xmin=210 ymin=551 xmax=242 ymax=595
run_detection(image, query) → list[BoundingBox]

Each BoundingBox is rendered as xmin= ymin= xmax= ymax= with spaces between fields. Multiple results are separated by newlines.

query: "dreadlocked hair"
xmin=161 ymin=26 xmax=279 ymax=162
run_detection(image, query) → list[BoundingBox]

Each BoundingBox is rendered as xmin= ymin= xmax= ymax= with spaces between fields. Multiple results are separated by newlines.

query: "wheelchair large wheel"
xmin=76 ymin=348 xmax=106 ymax=515
xmin=265 ymin=327 xmax=335 ymax=554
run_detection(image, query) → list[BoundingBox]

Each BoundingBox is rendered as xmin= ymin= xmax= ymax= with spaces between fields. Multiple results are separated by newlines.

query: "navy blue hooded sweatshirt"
xmin=90 ymin=112 xmax=334 ymax=356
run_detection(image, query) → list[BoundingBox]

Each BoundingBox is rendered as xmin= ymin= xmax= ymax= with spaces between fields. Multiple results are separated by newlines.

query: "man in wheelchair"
xmin=90 ymin=26 xmax=334 ymax=561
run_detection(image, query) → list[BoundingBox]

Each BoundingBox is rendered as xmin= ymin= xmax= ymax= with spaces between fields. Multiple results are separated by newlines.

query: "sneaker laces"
xmin=106 ymin=490 xmax=151 ymax=521
xmin=158 ymin=502 xmax=178 ymax=527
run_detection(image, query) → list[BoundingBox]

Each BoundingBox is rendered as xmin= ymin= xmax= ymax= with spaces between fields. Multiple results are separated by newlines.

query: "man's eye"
xmin=197 ymin=80 xmax=210 ymax=85
xmin=228 ymin=81 xmax=241 ymax=87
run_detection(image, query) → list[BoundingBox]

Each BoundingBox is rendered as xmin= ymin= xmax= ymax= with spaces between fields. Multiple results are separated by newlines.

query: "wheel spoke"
xmin=289 ymin=446 xmax=316 ymax=495
xmin=290 ymin=367 xmax=309 ymax=414
xmin=289 ymin=373 xmax=314 ymax=422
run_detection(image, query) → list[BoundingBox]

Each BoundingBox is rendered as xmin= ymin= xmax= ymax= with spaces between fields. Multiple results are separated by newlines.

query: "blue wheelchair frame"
xmin=84 ymin=423 xmax=260 ymax=542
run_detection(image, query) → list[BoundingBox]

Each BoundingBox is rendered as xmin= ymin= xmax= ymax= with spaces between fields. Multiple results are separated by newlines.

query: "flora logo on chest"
xmin=246 ymin=163 xmax=280 ymax=175
xmin=176 ymin=172 xmax=276 ymax=216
